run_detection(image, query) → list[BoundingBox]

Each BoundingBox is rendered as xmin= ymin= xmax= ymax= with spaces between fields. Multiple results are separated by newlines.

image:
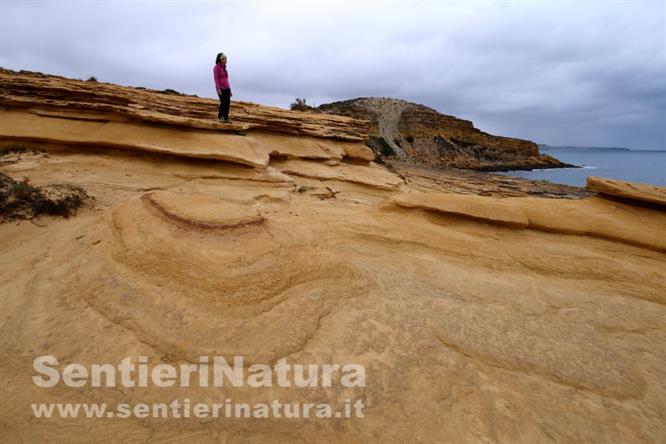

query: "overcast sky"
xmin=1 ymin=0 xmax=665 ymax=148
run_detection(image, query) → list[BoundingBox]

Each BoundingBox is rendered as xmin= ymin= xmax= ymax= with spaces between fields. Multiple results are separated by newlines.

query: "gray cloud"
xmin=1 ymin=0 xmax=664 ymax=148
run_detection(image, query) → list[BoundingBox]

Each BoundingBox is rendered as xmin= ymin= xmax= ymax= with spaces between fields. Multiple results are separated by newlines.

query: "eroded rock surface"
xmin=587 ymin=176 xmax=666 ymax=207
xmin=387 ymin=190 xmax=666 ymax=254
xmin=0 ymin=67 xmax=370 ymax=141
xmin=0 ymin=69 xmax=665 ymax=444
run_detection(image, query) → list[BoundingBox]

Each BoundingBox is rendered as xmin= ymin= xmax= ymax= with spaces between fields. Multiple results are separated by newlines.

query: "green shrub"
xmin=0 ymin=173 xmax=89 ymax=221
xmin=290 ymin=98 xmax=313 ymax=111
xmin=161 ymin=88 xmax=183 ymax=95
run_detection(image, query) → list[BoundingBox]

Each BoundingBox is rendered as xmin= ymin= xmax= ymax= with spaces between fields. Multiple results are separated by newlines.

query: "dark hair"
xmin=215 ymin=53 xmax=227 ymax=64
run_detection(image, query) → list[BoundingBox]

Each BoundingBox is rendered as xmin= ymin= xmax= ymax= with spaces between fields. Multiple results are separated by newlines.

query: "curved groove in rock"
xmin=143 ymin=192 xmax=264 ymax=230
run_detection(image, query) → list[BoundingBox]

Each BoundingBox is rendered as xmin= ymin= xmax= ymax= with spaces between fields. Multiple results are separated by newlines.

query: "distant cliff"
xmin=316 ymin=98 xmax=571 ymax=171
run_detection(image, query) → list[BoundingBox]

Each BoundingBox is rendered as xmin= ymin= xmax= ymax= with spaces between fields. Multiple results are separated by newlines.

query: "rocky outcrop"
xmin=388 ymin=192 xmax=530 ymax=228
xmin=2 ymin=67 xmax=666 ymax=444
xmin=587 ymin=176 xmax=666 ymax=207
xmin=0 ymin=68 xmax=370 ymax=141
xmin=387 ymin=190 xmax=666 ymax=253
xmin=0 ymin=69 xmax=381 ymax=171
xmin=316 ymin=97 xmax=570 ymax=171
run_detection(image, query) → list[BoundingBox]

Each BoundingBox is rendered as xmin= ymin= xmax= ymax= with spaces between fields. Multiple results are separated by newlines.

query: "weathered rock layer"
xmin=0 ymin=68 xmax=370 ymax=141
xmin=1 ymin=68 xmax=665 ymax=444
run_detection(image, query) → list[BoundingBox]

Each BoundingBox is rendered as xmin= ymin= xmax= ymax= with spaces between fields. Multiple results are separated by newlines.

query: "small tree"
xmin=290 ymin=98 xmax=313 ymax=111
xmin=86 ymin=76 xmax=98 ymax=82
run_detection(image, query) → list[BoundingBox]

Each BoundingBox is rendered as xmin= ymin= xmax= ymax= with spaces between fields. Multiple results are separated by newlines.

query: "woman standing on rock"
xmin=214 ymin=52 xmax=232 ymax=123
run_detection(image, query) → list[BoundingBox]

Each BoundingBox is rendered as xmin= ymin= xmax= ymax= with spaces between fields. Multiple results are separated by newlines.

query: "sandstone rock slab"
xmin=0 ymin=67 xmax=369 ymax=141
xmin=587 ymin=176 xmax=666 ymax=207
xmin=273 ymin=159 xmax=404 ymax=190
xmin=388 ymin=191 xmax=530 ymax=227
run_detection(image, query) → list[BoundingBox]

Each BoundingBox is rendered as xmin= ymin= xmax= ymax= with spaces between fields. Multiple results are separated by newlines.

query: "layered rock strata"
xmin=316 ymin=97 xmax=569 ymax=171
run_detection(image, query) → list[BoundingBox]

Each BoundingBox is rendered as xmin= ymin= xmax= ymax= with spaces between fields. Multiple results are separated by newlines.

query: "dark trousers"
xmin=218 ymin=89 xmax=231 ymax=120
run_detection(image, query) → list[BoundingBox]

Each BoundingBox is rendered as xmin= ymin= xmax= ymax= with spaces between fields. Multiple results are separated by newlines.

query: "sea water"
xmin=500 ymin=147 xmax=666 ymax=187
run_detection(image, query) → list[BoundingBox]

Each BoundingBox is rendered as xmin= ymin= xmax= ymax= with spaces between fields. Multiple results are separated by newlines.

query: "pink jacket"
xmin=213 ymin=63 xmax=230 ymax=91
